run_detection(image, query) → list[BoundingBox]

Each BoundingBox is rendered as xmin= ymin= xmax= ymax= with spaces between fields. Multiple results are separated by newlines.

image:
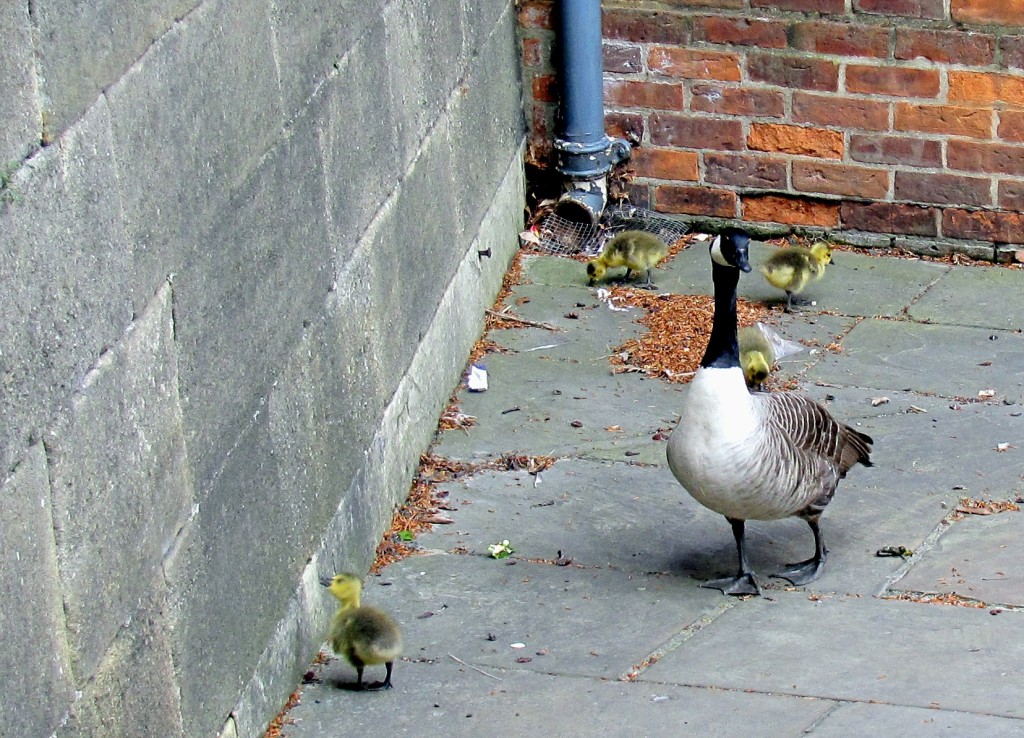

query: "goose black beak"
xmin=319 ymin=575 xmax=333 ymax=587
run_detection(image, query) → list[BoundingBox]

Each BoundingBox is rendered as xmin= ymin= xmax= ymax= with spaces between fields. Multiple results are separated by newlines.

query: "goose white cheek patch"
xmin=710 ymin=235 xmax=729 ymax=266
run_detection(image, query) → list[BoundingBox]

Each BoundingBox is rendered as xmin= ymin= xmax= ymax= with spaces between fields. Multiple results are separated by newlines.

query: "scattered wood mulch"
xmin=607 ymin=288 xmax=773 ymax=383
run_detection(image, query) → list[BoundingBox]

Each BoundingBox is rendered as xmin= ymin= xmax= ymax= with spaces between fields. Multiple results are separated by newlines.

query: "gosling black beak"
xmin=319 ymin=575 xmax=332 ymax=588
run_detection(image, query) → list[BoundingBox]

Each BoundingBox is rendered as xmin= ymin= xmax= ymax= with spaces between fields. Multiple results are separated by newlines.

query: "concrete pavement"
xmin=281 ymin=239 xmax=1024 ymax=737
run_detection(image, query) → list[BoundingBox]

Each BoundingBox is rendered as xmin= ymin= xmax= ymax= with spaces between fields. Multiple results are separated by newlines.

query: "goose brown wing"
xmin=756 ymin=392 xmax=873 ymax=476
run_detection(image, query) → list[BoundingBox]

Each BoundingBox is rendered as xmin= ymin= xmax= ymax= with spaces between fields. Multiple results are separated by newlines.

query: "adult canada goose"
xmin=760 ymin=241 xmax=833 ymax=312
xmin=738 ymin=323 xmax=803 ymax=391
xmin=586 ymin=230 xmax=669 ymax=290
xmin=321 ymin=572 xmax=403 ymax=689
xmin=667 ymin=228 xmax=872 ymax=596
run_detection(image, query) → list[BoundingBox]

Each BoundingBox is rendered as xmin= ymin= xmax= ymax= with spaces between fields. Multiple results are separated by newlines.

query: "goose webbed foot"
xmin=771 ymin=556 xmax=825 ymax=585
xmin=784 ymin=293 xmax=812 ymax=312
xmin=637 ymin=269 xmax=659 ymax=291
xmin=364 ymin=662 xmax=394 ymax=690
xmin=701 ymin=572 xmax=760 ymax=596
xmin=704 ymin=517 xmax=761 ymax=596
xmin=772 ymin=517 xmax=827 ymax=585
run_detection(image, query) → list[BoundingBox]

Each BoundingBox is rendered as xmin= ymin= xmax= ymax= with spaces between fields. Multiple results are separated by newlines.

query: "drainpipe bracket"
xmin=553 ymin=135 xmax=632 ymax=179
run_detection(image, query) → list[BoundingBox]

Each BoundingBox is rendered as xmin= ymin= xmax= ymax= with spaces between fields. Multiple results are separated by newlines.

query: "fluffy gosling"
xmin=587 ymin=230 xmax=669 ymax=290
xmin=320 ymin=572 xmax=402 ymax=690
xmin=760 ymin=241 xmax=833 ymax=312
xmin=738 ymin=323 xmax=803 ymax=391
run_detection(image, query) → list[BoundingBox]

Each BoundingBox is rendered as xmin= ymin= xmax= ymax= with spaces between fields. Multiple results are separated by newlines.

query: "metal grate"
xmin=532 ymin=205 xmax=692 ymax=256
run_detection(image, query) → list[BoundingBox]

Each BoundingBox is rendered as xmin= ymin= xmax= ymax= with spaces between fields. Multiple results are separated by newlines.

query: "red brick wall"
xmin=520 ymin=0 xmax=1024 ymax=258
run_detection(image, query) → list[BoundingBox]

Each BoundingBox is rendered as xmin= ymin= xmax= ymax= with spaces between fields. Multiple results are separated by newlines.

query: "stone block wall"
xmin=521 ymin=0 xmax=1024 ymax=260
xmin=0 ymin=1 xmax=525 ymax=736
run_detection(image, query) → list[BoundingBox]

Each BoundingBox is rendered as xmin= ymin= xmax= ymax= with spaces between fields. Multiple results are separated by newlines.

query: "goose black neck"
xmin=700 ymin=260 xmax=740 ymax=369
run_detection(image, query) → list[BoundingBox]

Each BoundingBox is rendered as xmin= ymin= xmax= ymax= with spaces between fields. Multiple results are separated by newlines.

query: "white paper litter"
xmin=467 ymin=364 xmax=488 ymax=392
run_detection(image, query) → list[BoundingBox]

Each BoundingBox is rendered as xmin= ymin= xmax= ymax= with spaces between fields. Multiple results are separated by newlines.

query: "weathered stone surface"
xmin=269 ymin=0 xmax=386 ymax=119
xmin=808 ymin=318 xmax=1024 ymax=403
xmin=0 ymin=1 xmax=39 ymax=164
xmin=31 ymin=0 xmax=199 ymax=138
xmin=46 ymin=283 xmax=192 ymax=680
xmin=0 ymin=444 xmax=74 ymax=738
xmin=0 ymin=99 xmax=133 ymax=476
xmin=909 ymin=264 xmax=1024 ymax=330
xmin=164 ymin=412 xmax=288 ymax=737
xmin=56 ymin=585 xmax=185 ymax=738
xmin=320 ymin=19 xmax=406 ymax=258
xmin=894 ymin=511 xmax=1024 ymax=606
xmin=106 ymin=0 xmax=283 ymax=313
xmin=172 ymin=107 xmax=330 ymax=490
xmin=642 ymin=593 xmax=1024 ymax=718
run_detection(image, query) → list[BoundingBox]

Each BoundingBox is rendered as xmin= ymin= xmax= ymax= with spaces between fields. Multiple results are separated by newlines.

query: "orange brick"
xmin=943 ymin=208 xmax=1024 ymax=242
xmin=951 ymin=0 xmax=1024 ymax=26
xmin=693 ymin=16 xmax=788 ymax=48
xmin=604 ymin=112 xmax=645 ymax=145
xmin=894 ymin=103 xmax=992 ymax=139
xmin=603 ymin=9 xmax=691 ymax=45
xmin=792 ymin=92 xmax=889 ymax=131
xmin=655 ymin=185 xmax=737 ymax=217
xmin=846 ymin=65 xmax=939 ymax=97
xmin=790 ymin=21 xmax=890 ymax=58
xmin=748 ymin=123 xmax=843 ymax=159
xmin=519 ymin=1 xmax=553 ymax=29
xmin=948 ymin=140 xmax=1024 ymax=176
xmin=648 ymin=47 xmax=741 ymax=81
xmin=603 ymin=42 xmax=642 ymax=74
xmin=650 ymin=113 xmax=745 ymax=150
xmin=857 ymin=0 xmax=944 ymax=20
xmin=998 ymin=110 xmax=1024 ymax=143
xmin=751 ymin=0 xmax=844 ymax=11
xmin=894 ymin=28 xmax=995 ymax=66
xmin=522 ymin=38 xmax=545 ymax=68
xmin=793 ymin=161 xmax=889 ymax=199
xmin=840 ymin=201 xmax=938 ymax=237
xmin=603 ymin=79 xmax=684 ymax=111
xmin=691 ymin=85 xmax=785 ymax=117
xmin=747 ymin=52 xmax=839 ymax=91
xmin=531 ymin=74 xmax=557 ymax=103
xmin=742 ymin=194 xmax=840 ymax=227
xmin=631 ymin=147 xmax=700 ymax=181
xmin=949 ymin=71 xmax=1024 ymax=107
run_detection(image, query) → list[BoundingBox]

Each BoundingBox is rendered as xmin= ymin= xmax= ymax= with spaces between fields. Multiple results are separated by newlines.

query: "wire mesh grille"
xmin=531 ymin=205 xmax=692 ymax=256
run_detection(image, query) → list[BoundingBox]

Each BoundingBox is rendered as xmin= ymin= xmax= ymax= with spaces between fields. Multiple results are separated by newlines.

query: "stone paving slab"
xmin=433 ymin=347 xmax=686 ymax=461
xmin=639 ymin=591 xmax=1024 ymax=719
xmin=909 ymin=264 xmax=1024 ymax=331
xmin=807 ymin=318 xmax=1024 ymax=403
xmin=893 ymin=509 xmax=1024 ymax=607
xmin=343 ymin=554 xmax=722 ymax=681
xmin=735 ymin=247 xmax=950 ymax=319
xmin=810 ymin=701 xmax=1024 ymax=737
xmin=287 ymin=663 xmax=834 ymax=738
xmin=279 ymin=242 xmax=1024 ymax=737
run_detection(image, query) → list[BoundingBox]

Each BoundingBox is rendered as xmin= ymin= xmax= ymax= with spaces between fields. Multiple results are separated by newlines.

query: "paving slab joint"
xmin=617 ymin=598 xmax=737 ymax=682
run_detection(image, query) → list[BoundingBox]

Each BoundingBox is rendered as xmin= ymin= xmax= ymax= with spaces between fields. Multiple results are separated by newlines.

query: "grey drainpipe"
xmin=554 ymin=0 xmax=631 ymax=225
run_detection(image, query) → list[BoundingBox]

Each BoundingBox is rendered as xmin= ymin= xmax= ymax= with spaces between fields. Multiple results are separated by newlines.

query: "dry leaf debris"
xmin=953 ymin=497 xmax=1020 ymax=517
xmin=371 ymin=453 xmax=558 ymax=572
